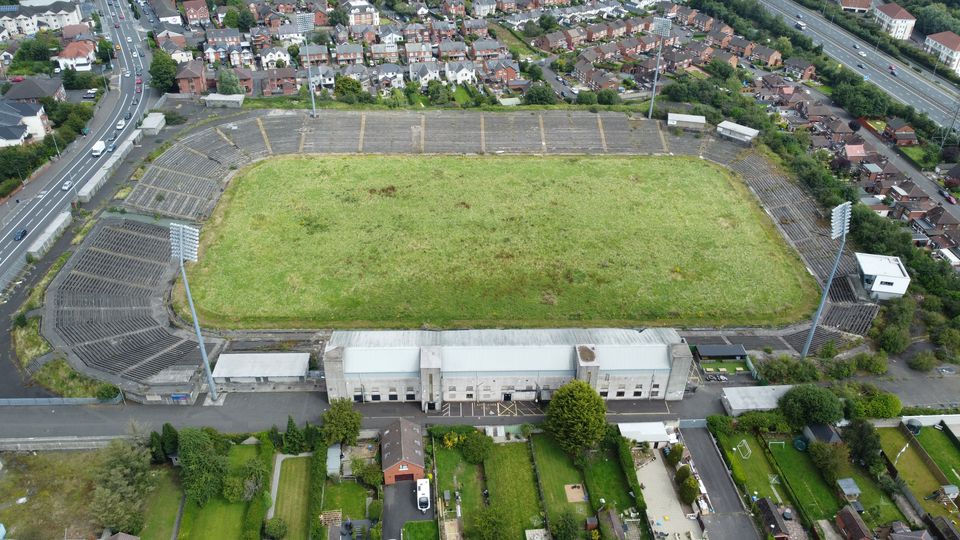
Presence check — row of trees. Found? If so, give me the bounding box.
[757,350,890,384]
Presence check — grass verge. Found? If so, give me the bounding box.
[12,317,51,368]
[32,358,108,397]
[275,457,311,540]
[403,520,440,540]
[184,155,817,329]
[483,443,543,540]
[23,251,70,312]
[141,467,182,540]
[435,446,484,531]
[531,434,590,522]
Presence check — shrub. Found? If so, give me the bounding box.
[908,351,937,372]
[460,430,494,464]
[616,437,647,510]
[264,517,287,539]
[368,499,382,522]
[735,410,790,434]
[706,415,735,437]
[675,464,692,484]
[223,475,244,503]
[853,351,888,375]
[824,357,855,380]
[96,384,119,401]
[678,475,699,504]
[779,384,843,427]
[758,355,821,383]
[808,441,849,484]
[13,313,28,327]
[308,451,326,539]
[665,444,684,467]
[241,490,270,540]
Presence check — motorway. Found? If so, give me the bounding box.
[758,0,960,127]
[0,0,154,292]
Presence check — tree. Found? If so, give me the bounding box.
[321,398,362,446]
[526,63,543,81]
[471,504,508,540]
[460,430,494,464]
[576,90,597,105]
[275,59,287,69]
[675,464,691,484]
[334,75,364,102]
[596,88,620,105]
[545,380,607,456]
[238,9,255,32]
[843,419,884,475]
[550,511,580,540]
[678,475,699,505]
[426,79,451,105]
[265,517,288,539]
[808,441,850,484]
[283,415,305,454]
[178,427,228,506]
[853,351,888,375]
[149,50,178,93]
[268,424,283,447]
[778,384,843,428]
[523,82,556,105]
[538,14,559,32]
[161,422,179,456]
[907,350,937,372]
[223,8,239,28]
[90,439,154,533]
[222,475,245,503]
[287,45,300,63]
[240,457,267,501]
[312,30,331,44]
[329,7,348,26]
[97,38,113,63]
[149,431,166,464]
[665,443,684,467]
[217,68,243,95]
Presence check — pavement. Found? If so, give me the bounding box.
[636,455,704,539]
[758,0,960,128]
[383,480,435,540]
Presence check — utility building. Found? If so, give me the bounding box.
[855,252,911,300]
[322,328,693,411]
[716,120,759,144]
[667,113,707,131]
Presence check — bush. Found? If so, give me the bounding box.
[908,351,937,371]
[460,430,494,464]
[675,464,692,484]
[735,410,790,434]
[706,415,735,437]
[824,357,855,380]
[96,384,120,401]
[240,490,270,540]
[308,451,327,539]
[779,384,843,427]
[223,475,245,503]
[664,444,684,467]
[368,499,382,522]
[808,441,850,484]
[853,351,888,375]
[758,356,821,383]
[616,437,647,510]
[678,475,699,504]
[264,517,287,539]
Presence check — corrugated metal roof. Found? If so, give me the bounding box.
[328,328,681,348]
[721,385,793,412]
[211,353,309,378]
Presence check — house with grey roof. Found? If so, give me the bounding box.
[381,418,425,485]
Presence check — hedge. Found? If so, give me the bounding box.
[616,437,647,511]
[426,424,477,438]
[308,450,327,539]
[241,490,271,540]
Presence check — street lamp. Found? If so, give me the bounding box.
[800,202,851,359]
[647,17,672,120]
[170,223,219,402]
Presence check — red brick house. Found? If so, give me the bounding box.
[784,57,816,80]
[261,67,298,95]
[175,60,206,94]
[381,418,425,485]
[484,58,518,82]
[883,117,918,146]
[234,68,254,95]
[751,45,781,67]
[441,0,465,17]
[836,506,871,540]
[182,0,209,25]
[706,29,732,48]
[727,36,755,57]
[890,180,929,202]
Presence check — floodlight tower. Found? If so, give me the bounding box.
[306,59,318,119]
[170,223,218,402]
[647,17,672,120]
[800,201,852,359]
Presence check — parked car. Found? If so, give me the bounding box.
[939,189,957,204]
[12,228,28,241]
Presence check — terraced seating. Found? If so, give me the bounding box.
[822,303,879,336]
[260,115,305,154]
[783,326,846,354]
[226,121,271,159]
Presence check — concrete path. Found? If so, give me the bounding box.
[267,451,313,519]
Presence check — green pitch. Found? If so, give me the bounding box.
[183,155,817,328]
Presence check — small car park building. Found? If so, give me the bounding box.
[720,385,793,416]
[667,113,706,131]
[140,113,166,135]
[694,343,747,361]
[717,120,759,144]
[854,252,911,300]
[211,352,309,385]
[381,418,426,485]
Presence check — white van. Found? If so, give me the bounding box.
[416,479,430,514]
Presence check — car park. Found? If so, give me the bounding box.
[61,180,73,191]
[13,229,28,242]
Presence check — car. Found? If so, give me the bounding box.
[888,64,895,70]
[796,13,802,17]
[891,70,897,76]
[857,63,865,69]
[940,189,958,204]
[136,69,142,75]
[124,111,132,120]
[135,77,142,84]
[115,22,120,28]
[556,75,563,82]
[136,85,142,93]
[853,43,859,49]
[61,180,73,191]
[124,70,130,77]
[12,229,28,242]
[858,51,866,57]
[132,98,139,105]
[126,36,132,42]
[116,119,126,129]
[119,14,124,18]
[115,44,121,51]
[108,132,117,141]
[107,143,117,152]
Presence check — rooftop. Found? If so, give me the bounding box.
[876,2,915,20]
[328,328,682,348]
[211,353,309,378]
[721,385,793,412]
[855,252,909,279]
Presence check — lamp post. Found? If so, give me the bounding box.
[170,223,218,402]
[306,58,317,118]
[647,17,672,120]
[800,202,852,359]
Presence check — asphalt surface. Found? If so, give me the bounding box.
[383,481,434,540]
[0,0,154,293]
[758,0,960,128]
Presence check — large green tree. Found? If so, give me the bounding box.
[179,427,228,506]
[90,439,155,533]
[545,380,606,456]
[808,441,850,484]
[238,9,255,32]
[97,38,113,64]
[217,67,243,95]
[161,422,179,456]
[149,50,178,93]
[523,82,557,105]
[283,415,305,454]
[842,419,884,475]
[778,384,843,427]
[321,398,362,447]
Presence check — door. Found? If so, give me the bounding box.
[395,474,414,482]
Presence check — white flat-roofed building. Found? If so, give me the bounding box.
[618,421,677,448]
[716,120,759,143]
[721,384,793,416]
[212,352,309,384]
[323,328,694,411]
[855,252,911,300]
[667,113,706,131]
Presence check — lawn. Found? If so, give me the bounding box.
[700,361,748,373]
[767,440,841,520]
[274,457,311,540]
[878,428,951,518]
[403,520,440,540]
[901,145,937,170]
[184,155,817,329]
[32,358,114,397]
[140,467,183,540]
[227,444,258,468]
[11,317,51,367]
[0,451,100,539]
[531,434,591,522]
[492,22,542,57]
[435,446,484,530]
[917,427,960,485]
[835,462,905,527]
[584,449,634,513]
[453,85,471,105]
[716,432,784,502]
[321,480,369,520]
[178,445,259,540]
[484,443,544,539]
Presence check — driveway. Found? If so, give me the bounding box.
[383,480,435,540]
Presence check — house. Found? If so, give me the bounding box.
[497,0,517,12]
[472,0,497,17]
[756,498,789,540]
[586,70,618,91]
[470,39,505,60]
[182,0,210,25]
[564,27,586,48]
[445,60,476,85]
[462,18,489,37]
[483,58,518,82]
[751,45,781,67]
[836,505,871,540]
[586,23,608,42]
[784,57,816,80]
[889,180,928,202]
[405,42,433,63]
[299,44,329,66]
[0,1,83,36]
[404,22,430,43]
[375,63,405,88]
[441,0,466,17]
[0,100,48,146]
[156,29,187,48]
[233,67,254,95]
[889,521,934,540]
[277,23,305,44]
[409,61,442,87]
[925,31,960,75]
[150,0,183,25]
[260,47,291,69]
[342,63,371,87]
[381,418,425,485]
[340,0,380,26]
[692,12,714,32]
[837,0,871,12]
[430,20,458,43]
[370,42,400,63]
[350,24,378,44]
[855,252,911,300]
[917,205,960,235]
[537,31,567,51]
[706,29,732,48]
[4,76,66,104]
[261,67,298,95]
[379,24,404,45]
[727,36,755,57]
[207,27,242,47]
[873,3,915,40]
[712,50,737,69]
[55,40,96,71]
[175,60,207,94]
[439,39,467,61]
[60,23,90,41]
[884,117,918,146]
[334,42,364,65]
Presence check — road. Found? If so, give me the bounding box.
[758,0,960,128]
[0,0,154,293]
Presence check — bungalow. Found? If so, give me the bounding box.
[751,45,781,67]
[441,0,466,17]
[784,57,816,80]
[175,60,207,94]
[182,0,210,25]
[335,42,364,65]
[381,418,426,485]
[299,44,330,66]
[405,42,433,63]
[439,39,468,61]
[462,18,489,37]
[409,61,442,87]
[155,29,187,48]
[370,42,400,63]
[884,117,918,146]
[471,39,505,60]
[472,0,497,17]
[161,40,194,63]
[261,67,298,95]
[445,60,477,85]
[483,58,518,82]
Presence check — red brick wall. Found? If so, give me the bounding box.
[383,461,425,485]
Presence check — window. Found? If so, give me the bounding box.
[466,385,474,391]
[651,391,659,397]
[652,384,660,389]
[406,393,416,400]
[466,393,474,399]
[353,394,362,402]
[600,391,608,397]
[633,390,642,397]
[399,464,408,471]
[389,394,398,401]
[448,385,456,391]
[880,280,895,286]
[406,386,414,392]
[615,390,625,397]
[371,394,381,401]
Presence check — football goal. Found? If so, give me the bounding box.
[735,439,752,460]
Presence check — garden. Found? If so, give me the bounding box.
[877,428,953,518]
[483,442,545,539]
[274,457,312,540]
[916,426,960,485]
[434,444,485,531]
[531,434,591,523]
